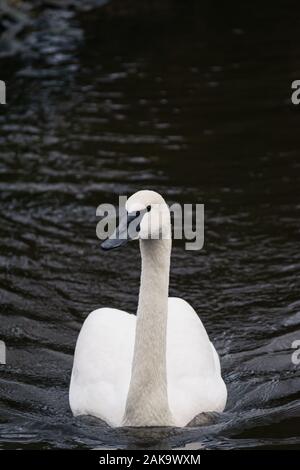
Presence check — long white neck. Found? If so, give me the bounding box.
[123,237,174,426]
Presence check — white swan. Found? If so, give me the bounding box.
[69,190,227,427]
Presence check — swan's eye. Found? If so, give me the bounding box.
[146,205,151,212]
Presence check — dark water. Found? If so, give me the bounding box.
[0,0,300,449]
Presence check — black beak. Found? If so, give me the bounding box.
[101,236,128,251]
[101,210,146,251]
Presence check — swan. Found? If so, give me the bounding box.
[69,190,227,427]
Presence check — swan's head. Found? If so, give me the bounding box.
[101,190,171,250]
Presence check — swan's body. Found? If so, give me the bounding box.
[70,190,227,427]
[70,298,226,427]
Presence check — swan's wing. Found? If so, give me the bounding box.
[167,297,227,427]
[69,308,135,427]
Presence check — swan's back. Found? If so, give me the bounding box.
[167,298,227,426]
[69,308,135,427]
[70,298,226,427]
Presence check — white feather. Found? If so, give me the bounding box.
[70,297,227,427]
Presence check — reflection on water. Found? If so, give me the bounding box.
[0,0,300,449]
